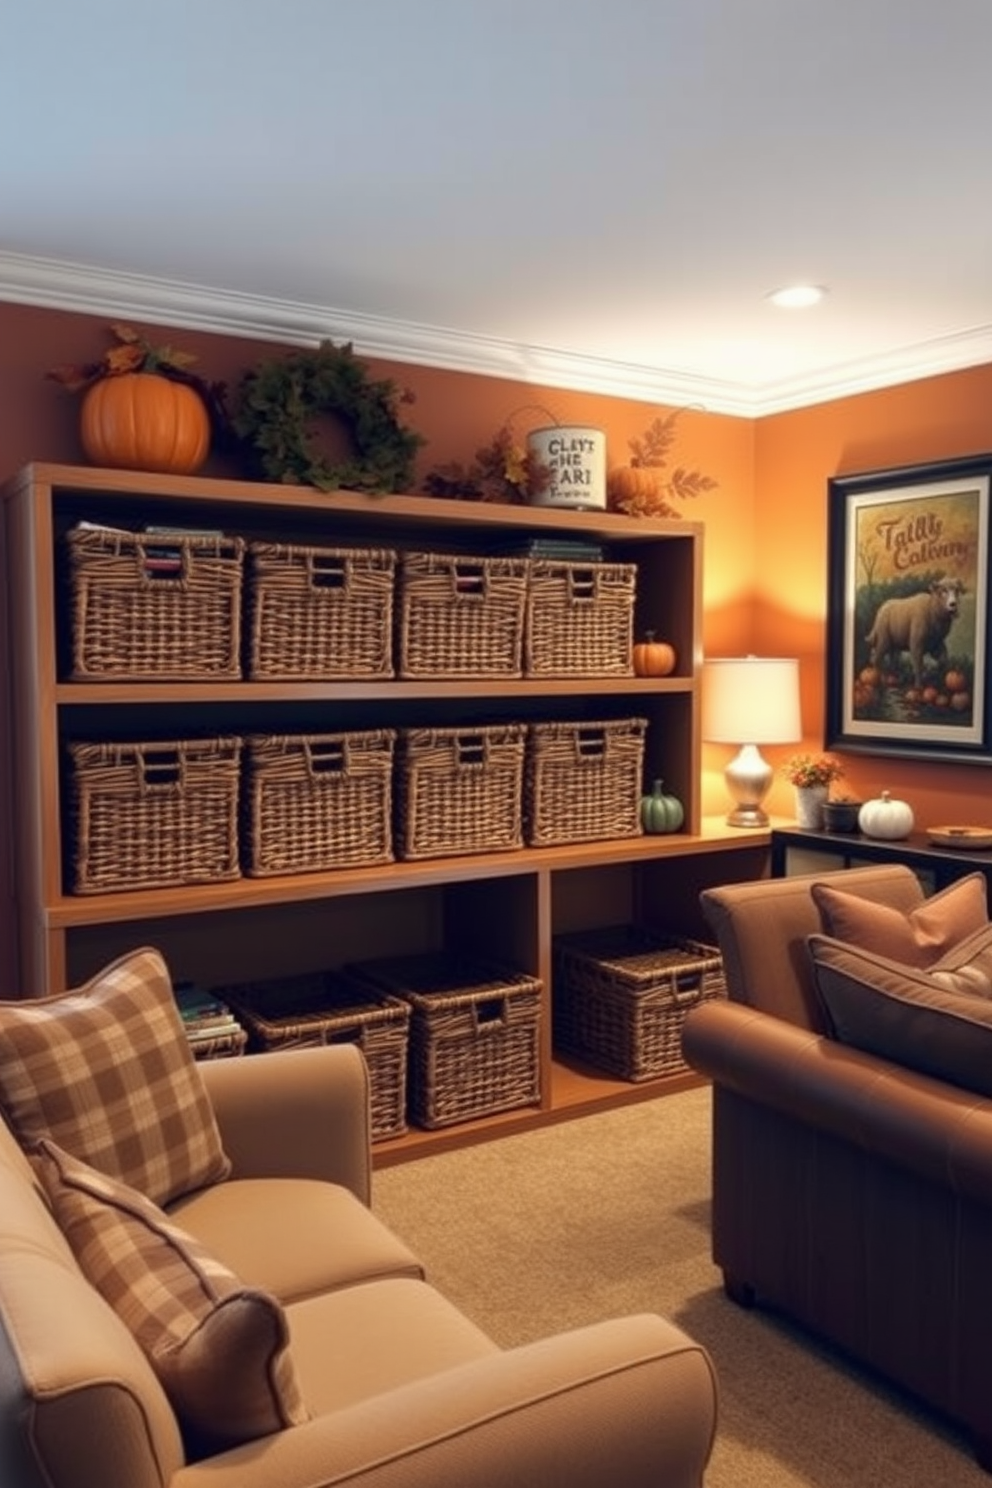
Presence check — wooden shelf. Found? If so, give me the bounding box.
[2,462,769,1162]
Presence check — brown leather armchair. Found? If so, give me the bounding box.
[682,863,992,1472]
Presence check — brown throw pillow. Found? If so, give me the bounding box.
[0,947,230,1207]
[808,932,992,1095]
[810,872,988,968]
[33,1139,309,1456]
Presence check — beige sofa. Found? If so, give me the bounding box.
[1,1037,718,1488]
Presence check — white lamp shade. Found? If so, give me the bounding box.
[702,657,801,745]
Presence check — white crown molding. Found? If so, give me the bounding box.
[3,249,992,419]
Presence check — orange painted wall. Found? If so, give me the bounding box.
[3,299,990,845]
[754,364,992,825]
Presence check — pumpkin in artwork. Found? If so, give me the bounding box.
[632,630,677,677]
[79,372,211,475]
[640,779,685,834]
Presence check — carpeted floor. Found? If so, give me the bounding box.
[373,1085,986,1487]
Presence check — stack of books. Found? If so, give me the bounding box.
[174,982,247,1058]
[489,535,606,562]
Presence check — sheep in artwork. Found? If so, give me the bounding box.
[865,577,965,688]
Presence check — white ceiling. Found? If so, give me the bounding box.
[4,0,992,417]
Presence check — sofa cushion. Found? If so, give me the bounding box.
[32,1138,309,1456]
[810,871,988,968]
[808,932,992,1095]
[0,947,230,1207]
[929,922,992,999]
[169,1174,424,1303]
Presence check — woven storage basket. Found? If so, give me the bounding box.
[244,729,395,876]
[219,971,410,1140]
[553,926,725,1081]
[188,1027,248,1061]
[247,541,395,679]
[66,526,245,680]
[398,551,528,678]
[525,716,647,846]
[351,952,541,1129]
[69,737,241,894]
[397,723,525,860]
[525,560,636,677]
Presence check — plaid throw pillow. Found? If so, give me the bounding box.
[33,1139,309,1456]
[0,947,230,1207]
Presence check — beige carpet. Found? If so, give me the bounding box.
[373,1085,986,1487]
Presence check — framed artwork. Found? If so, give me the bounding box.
[826,454,992,764]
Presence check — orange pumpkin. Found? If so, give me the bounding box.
[80,372,210,475]
[632,630,676,677]
[607,464,661,510]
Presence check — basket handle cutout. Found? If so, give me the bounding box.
[308,555,347,590]
[452,561,486,599]
[574,727,606,760]
[307,741,345,776]
[455,733,487,767]
[567,566,597,602]
[139,748,182,789]
[672,973,705,1004]
[473,997,509,1031]
[139,543,191,585]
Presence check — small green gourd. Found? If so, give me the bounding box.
[640,779,684,834]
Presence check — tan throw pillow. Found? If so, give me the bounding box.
[808,933,992,1096]
[810,872,988,968]
[33,1139,308,1456]
[929,922,992,999]
[0,947,230,1207]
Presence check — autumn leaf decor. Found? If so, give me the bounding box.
[424,423,553,505]
[46,323,220,475]
[607,410,718,518]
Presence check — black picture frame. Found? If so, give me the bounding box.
[826,454,992,765]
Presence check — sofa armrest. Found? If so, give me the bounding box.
[198,1044,372,1205]
[171,1313,716,1488]
[683,998,992,1206]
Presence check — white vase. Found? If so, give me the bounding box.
[794,784,829,830]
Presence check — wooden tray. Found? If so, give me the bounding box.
[926,825,992,850]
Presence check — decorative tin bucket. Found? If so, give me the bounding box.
[526,425,606,511]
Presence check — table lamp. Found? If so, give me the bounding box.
[702,656,801,826]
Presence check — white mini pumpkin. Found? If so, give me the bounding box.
[858,791,915,840]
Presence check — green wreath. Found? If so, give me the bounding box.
[231,339,425,493]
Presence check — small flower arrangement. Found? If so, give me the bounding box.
[782,753,845,789]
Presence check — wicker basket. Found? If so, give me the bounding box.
[247,541,395,679]
[218,970,410,1140]
[188,1027,248,1061]
[525,717,647,846]
[66,526,245,680]
[351,952,541,1129]
[525,560,636,677]
[396,723,526,860]
[68,737,242,894]
[398,551,528,678]
[553,926,725,1081]
[244,730,395,877]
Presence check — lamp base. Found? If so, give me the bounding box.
[723,743,773,829]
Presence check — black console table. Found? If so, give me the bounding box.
[771,825,992,896]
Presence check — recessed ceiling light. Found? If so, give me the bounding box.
[766,284,828,309]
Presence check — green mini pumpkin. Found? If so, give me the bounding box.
[640,779,684,834]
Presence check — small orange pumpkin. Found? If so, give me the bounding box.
[632,630,677,677]
[607,464,661,508]
[80,372,211,475]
